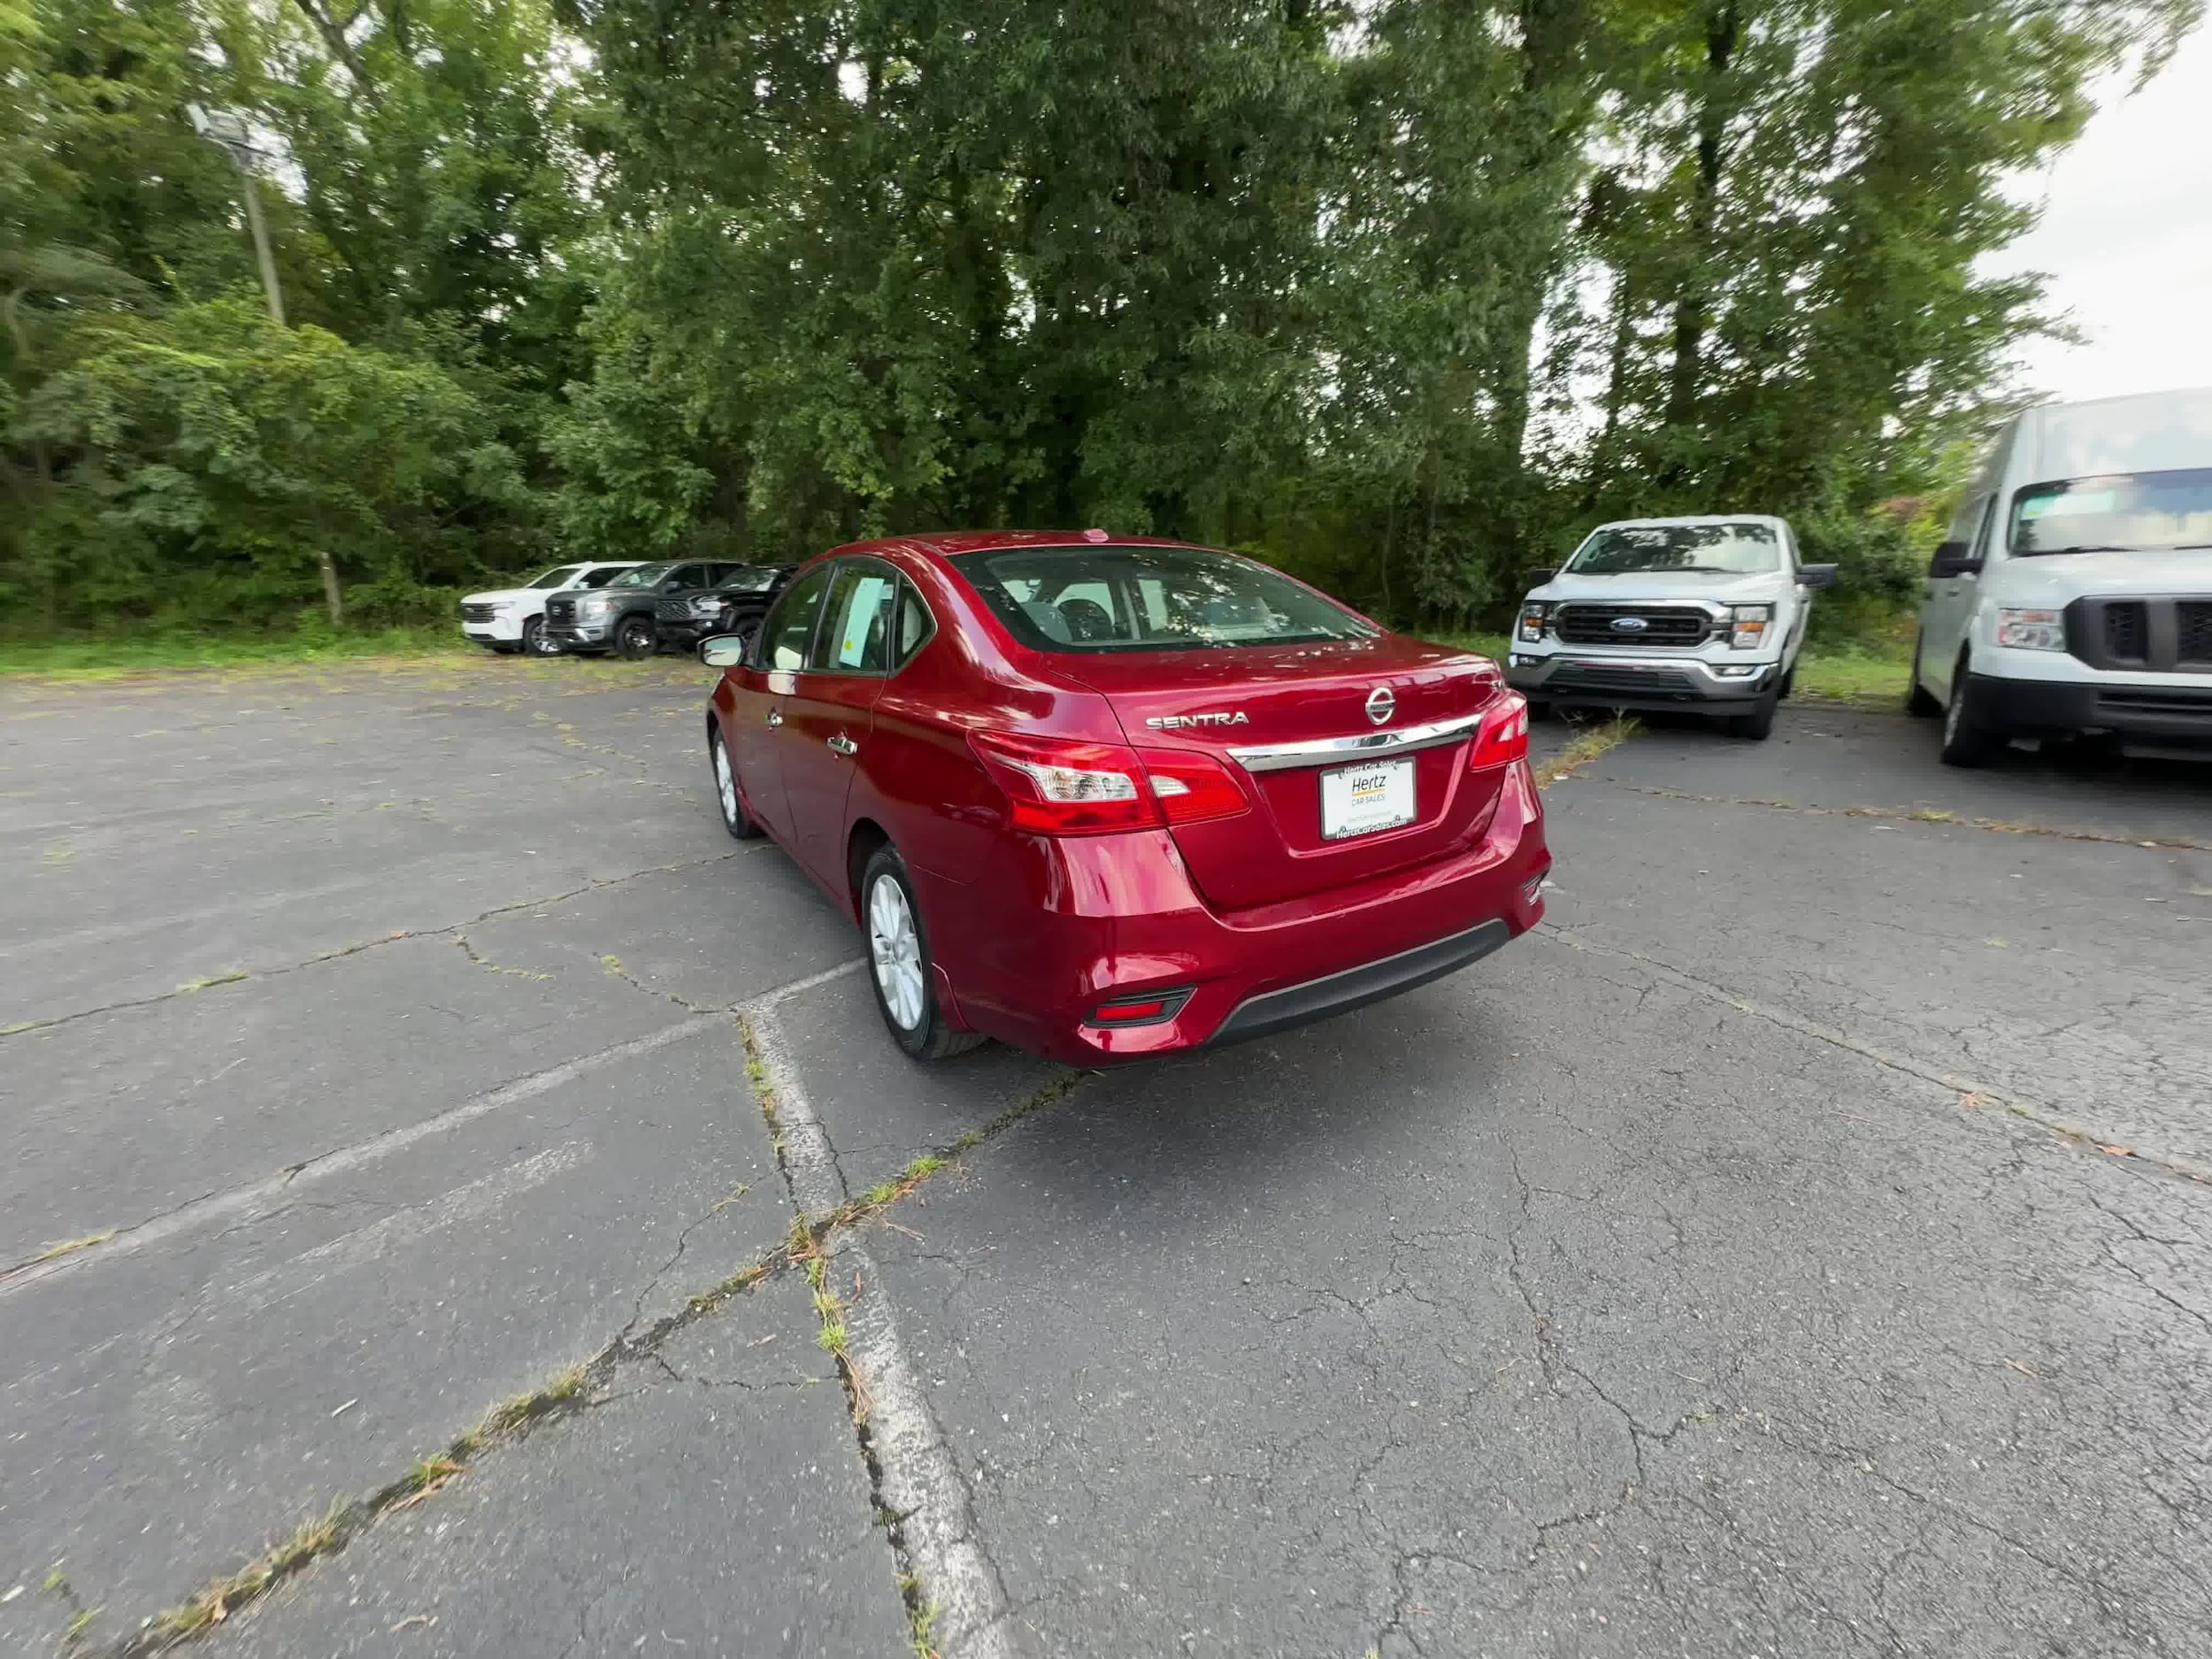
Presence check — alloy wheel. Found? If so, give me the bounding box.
[713,739,739,828]
[868,873,926,1033]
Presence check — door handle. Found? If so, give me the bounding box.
[765,710,783,728]
[826,733,858,757]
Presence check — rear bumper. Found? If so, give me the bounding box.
[1506,651,1778,711]
[920,759,1548,1064]
[1967,672,2212,748]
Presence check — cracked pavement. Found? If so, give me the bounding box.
[2,665,2208,1657]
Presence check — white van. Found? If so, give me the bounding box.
[1506,514,1834,740]
[1912,388,2212,764]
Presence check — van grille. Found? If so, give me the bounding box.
[1553,605,1714,648]
[2180,602,2212,666]
[2103,603,2147,663]
[2066,595,2212,672]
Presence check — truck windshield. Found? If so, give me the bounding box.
[950,545,1376,653]
[1565,522,1780,574]
[2010,469,2212,556]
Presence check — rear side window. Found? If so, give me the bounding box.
[812,564,897,673]
[895,580,933,666]
[949,544,1374,654]
[758,565,832,670]
[578,565,629,588]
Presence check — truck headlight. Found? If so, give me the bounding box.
[1728,603,1772,650]
[1995,608,2066,651]
[1517,602,1551,643]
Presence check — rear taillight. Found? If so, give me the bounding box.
[971,732,1252,835]
[1469,692,1530,770]
[1136,748,1250,826]
[970,730,1159,834]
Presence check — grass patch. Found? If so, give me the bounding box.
[1,626,473,680]
[1793,641,1912,705]
[1422,629,1511,661]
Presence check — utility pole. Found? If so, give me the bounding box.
[188,105,287,326]
[188,105,346,628]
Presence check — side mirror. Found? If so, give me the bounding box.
[1796,563,1838,588]
[1927,541,1982,579]
[701,634,750,668]
[1523,567,1557,590]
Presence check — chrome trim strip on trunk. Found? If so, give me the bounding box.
[1225,710,1486,772]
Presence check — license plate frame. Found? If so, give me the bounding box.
[1319,757,1417,841]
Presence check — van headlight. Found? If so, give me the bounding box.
[1727,603,1772,650]
[1517,602,1552,643]
[1995,608,2066,651]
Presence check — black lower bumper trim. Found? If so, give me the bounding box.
[1967,672,2212,744]
[1210,918,1512,1046]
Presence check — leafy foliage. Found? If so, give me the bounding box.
[2,0,2201,641]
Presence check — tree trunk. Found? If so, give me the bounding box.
[1665,4,1737,434]
[317,547,345,627]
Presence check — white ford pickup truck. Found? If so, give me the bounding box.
[1505,514,1835,740]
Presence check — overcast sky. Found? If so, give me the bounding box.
[1981,22,2212,403]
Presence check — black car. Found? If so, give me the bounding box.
[541,560,753,658]
[654,565,797,657]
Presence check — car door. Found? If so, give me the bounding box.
[1922,493,1996,699]
[726,563,833,846]
[778,559,900,893]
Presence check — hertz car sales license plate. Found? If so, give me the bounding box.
[1319,757,1416,841]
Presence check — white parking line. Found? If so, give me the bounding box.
[749,995,1018,1659]
[2,961,864,1294]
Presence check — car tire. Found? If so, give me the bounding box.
[709,726,763,841]
[1725,688,1780,741]
[1938,656,2000,767]
[1905,630,1941,717]
[615,615,657,660]
[522,616,558,657]
[859,844,986,1061]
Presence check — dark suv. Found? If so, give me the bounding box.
[654,565,797,657]
[542,560,751,658]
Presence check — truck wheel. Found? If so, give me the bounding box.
[1725,689,1779,741]
[615,615,657,660]
[521,616,556,657]
[1905,630,1941,717]
[1938,656,2000,767]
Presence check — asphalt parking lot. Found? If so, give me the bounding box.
[4,659,2210,1659]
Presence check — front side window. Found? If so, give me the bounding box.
[757,565,833,670]
[526,565,584,589]
[949,545,1374,654]
[2009,469,2212,556]
[810,564,898,673]
[1565,522,1781,576]
[660,564,707,590]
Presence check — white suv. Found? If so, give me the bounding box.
[1911,387,2212,765]
[457,562,641,657]
[1505,515,1835,740]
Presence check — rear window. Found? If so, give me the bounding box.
[949,545,1375,654]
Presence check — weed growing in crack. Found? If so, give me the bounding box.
[29,1230,113,1264]
[1532,716,1638,787]
[173,970,249,995]
[152,1502,349,1640]
[897,1574,943,1659]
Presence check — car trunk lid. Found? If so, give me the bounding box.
[1065,636,1509,910]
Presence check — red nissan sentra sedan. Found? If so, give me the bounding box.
[703,532,1548,1064]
